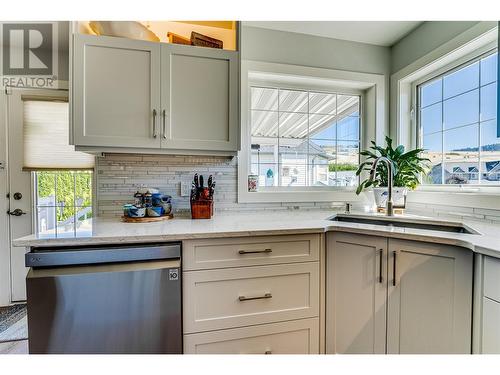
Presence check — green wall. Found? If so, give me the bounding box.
[241,25,391,76]
[390,21,480,74]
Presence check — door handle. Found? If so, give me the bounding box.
[392,251,397,286]
[152,109,158,138]
[162,110,167,139]
[379,249,383,283]
[7,209,27,216]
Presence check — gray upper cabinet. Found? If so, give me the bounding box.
[72,34,239,154]
[386,239,473,354]
[160,44,239,151]
[72,34,161,149]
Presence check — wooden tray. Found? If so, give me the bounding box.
[121,214,174,223]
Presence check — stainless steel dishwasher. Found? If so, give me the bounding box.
[25,242,182,354]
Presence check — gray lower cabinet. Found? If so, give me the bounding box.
[475,255,500,353]
[326,232,473,354]
[482,297,500,353]
[386,238,473,354]
[326,232,387,354]
[72,34,239,153]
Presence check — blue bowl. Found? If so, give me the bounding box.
[152,193,163,206]
[147,206,163,217]
[128,206,146,218]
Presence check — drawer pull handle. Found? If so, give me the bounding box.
[238,249,272,255]
[264,350,272,354]
[238,292,272,302]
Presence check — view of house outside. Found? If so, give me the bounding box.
[420,51,499,185]
[250,86,360,187]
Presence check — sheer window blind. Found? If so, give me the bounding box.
[23,99,95,170]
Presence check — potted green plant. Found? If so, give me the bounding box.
[355,136,430,208]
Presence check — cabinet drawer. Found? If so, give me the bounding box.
[484,256,500,302]
[183,234,320,270]
[183,262,320,333]
[184,318,319,354]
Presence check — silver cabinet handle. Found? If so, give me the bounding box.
[162,110,167,139]
[238,249,272,255]
[392,251,397,286]
[379,249,383,283]
[238,292,272,302]
[152,109,158,138]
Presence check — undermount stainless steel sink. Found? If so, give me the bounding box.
[330,214,479,235]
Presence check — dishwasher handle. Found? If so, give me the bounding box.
[26,243,181,268]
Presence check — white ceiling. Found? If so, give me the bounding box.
[243,21,424,47]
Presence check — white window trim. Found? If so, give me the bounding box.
[238,60,386,203]
[391,22,500,211]
[411,47,498,190]
[391,22,498,150]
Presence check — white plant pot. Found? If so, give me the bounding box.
[373,187,408,208]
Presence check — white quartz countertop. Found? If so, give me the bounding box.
[12,210,500,258]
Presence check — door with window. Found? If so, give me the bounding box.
[3,89,94,303]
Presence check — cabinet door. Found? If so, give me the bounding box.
[326,232,388,354]
[387,239,473,354]
[160,44,238,151]
[72,34,161,148]
[482,297,500,354]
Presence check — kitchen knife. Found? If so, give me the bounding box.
[194,173,199,189]
[199,175,204,189]
[208,175,213,188]
[210,181,216,198]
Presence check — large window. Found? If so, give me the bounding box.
[418,51,498,185]
[250,86,361,188]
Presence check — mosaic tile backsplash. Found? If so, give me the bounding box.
[96,153,500,223]
[96,153,349,217]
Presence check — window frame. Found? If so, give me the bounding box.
[410,45,498,190]
[248,83,363,190]
[238,60,387,203]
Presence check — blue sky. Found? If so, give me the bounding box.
[421,52,498,153]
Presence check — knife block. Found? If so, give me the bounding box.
[190,198,213,219]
